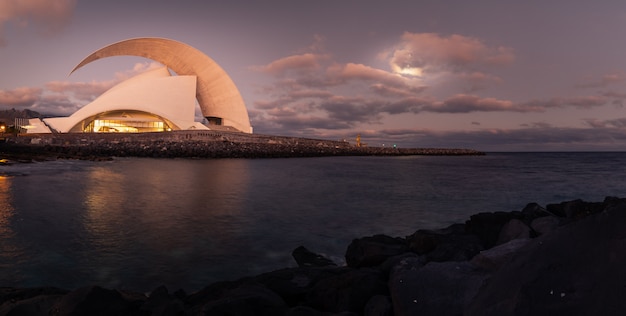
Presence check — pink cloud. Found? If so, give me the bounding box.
[0,87,42,107]
[252,53,329,76]
[385,32,515,75]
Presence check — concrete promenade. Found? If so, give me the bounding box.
[0,130,484,160]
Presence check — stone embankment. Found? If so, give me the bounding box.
[2,197,626,315]
[0,131,483,161]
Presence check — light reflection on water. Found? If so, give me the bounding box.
[1,153,626,292]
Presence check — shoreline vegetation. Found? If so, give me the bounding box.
[0,197,624,315]
[0,130,484,162]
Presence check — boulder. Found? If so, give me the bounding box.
[407,224,484,262]
[0,294,64,316]
[389,260,489,316]
[545,199,603,219]
[520,202,549,221]
[496,218,530,245]
[363,295,393,316]
[345,234,409,268]
[470,238,531,271]
[466,205,626,315]
[140,285,186,316]
[465,211,523,248]
[306,268,388,313]
[530,215,560,236]
[199,283,287,316]
[292,246,337,267]
[51,285,145,316]
[254,267,351,306]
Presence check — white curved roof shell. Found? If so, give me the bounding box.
[71,37,252,133]
[44,67,208,133]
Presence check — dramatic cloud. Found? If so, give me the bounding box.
[384,32,515,76]
[0,0,77,46]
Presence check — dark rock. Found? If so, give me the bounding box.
[470,238,531,271]
[286,305,326,316]
[389,261,489,316]
[254,267,351,306]
[199,283,287,316]
[520,202,550,220]
[140,285,185,316]
[378,253,421,274]
[0,294,64,316]
[306,268,388,314]
[496,218,530,245]
[0,287,68,305]
[407,224,484,262]
[546,199,604,219]
[530,215,560,236]
[52,285,145,316]
[466,204,626,315]
[465,211,523,249]
[345,234,409,268]
[292,246,337,267]
[363,295,393,316]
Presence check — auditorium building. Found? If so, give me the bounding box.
[23,38,252,134]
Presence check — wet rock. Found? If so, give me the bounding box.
[292,246,337,267]
[52,285,145,316]
[407,224,484,262]
[345,234,409,268]
[496,218,530,245]
[306,268,388,314]
[389,261,488,316]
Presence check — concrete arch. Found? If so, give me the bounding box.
[70,37,252,133]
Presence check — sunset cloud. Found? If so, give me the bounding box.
[0,87,42,107]
[0,0,76,46]
[385,32,515,76]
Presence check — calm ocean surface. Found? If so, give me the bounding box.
[0,152,625,292]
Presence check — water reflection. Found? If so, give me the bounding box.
[0,176,20,268]
[82,158,251,289]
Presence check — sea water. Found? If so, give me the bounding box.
[0,152,625,292]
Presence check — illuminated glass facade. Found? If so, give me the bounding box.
[78,111,172,133]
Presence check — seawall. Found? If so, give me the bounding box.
[0,130,484,160]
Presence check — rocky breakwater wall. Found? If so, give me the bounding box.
[3,197,626,315]
[0,131,484,159]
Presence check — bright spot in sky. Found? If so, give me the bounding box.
[399,66,423,77]
[391,64,423,77]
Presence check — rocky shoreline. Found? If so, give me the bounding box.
[0,131,484,161]
[2,197,626,315]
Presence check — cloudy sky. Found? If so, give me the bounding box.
[2,0,626,151]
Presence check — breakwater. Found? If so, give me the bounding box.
[0,131,484,160]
